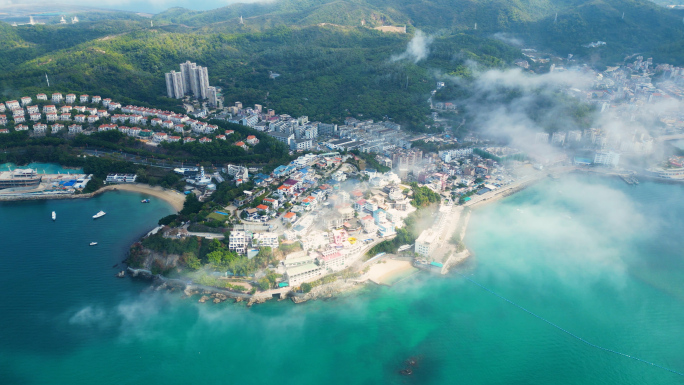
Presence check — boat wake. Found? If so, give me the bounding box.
[455,272,684,377]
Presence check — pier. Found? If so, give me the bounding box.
[620,173,639,185]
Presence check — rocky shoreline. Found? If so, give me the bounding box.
[126,266,368,306]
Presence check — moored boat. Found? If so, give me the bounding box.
[52,211,56,221]
[141,199,150,203]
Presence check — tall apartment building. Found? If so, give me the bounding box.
[197,66,209,99]
[179,61,196,96]
[207,86,220,107]
[165,71,184,99]
[169,61,214,101]
[535,132,549,144]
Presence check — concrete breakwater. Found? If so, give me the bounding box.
[0,191,94,202]
[0,183,184,212]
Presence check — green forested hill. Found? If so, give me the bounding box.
[0,23,518,129]
[0,0,683,131]
[155,0,684,62]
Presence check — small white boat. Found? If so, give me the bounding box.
[93,211,106,219]
[52,211,56,221]
[89,242,98,246]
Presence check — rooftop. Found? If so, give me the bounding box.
[286,263,321,276]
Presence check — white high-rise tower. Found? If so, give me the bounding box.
[165,71,184,99]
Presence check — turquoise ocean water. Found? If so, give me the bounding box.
[0,162,84,174]
[1,174,684,384]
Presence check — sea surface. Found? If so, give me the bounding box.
[672,139,684,151]
[1,174,684,384]
[0,162,84,174]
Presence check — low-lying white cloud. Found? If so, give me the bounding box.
[469,175,653,290]
[391,30,434,64]
[492,32,523,47]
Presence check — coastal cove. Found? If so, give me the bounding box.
[2,175,684,384]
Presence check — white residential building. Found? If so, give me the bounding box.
[285,263,324,286]
[535,132,549,144]
[594,150,620,167]
[105,174,137,183]
[33,123,47,134]
[252,232,279,249]
[165,70,185,99]
[316,249,351,271]
[415,229,439,257]
[229,231,247,254]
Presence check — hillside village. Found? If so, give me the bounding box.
[5,52,684,293]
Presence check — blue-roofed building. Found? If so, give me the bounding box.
[272,165,289,178]
[273,165,296,178]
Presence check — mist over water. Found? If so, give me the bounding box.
[1,175,684,384]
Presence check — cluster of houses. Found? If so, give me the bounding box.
[0,93,264,151]
[215,101,412,154]
[213,151,417,287]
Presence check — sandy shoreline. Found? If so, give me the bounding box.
[96,184,185,212]
[0,183,185,212]
[365,259,417,285]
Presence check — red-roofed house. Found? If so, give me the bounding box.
[282,212,297,223]
[152,132,168,142]
[277,185,294,195]
[246,135,259,145]
[350,190,363,199]
[234,141,247,150]
[263,197,279,209]
[256,204,270,213]
[33,123,47,134]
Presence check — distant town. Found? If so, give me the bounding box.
[2,53,684,295]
